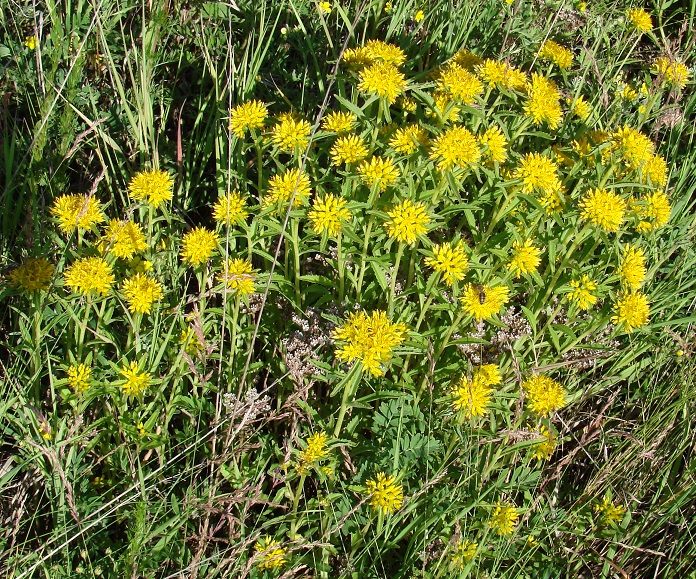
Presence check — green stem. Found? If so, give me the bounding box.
[356,215,375,301]
[76,296,93,361]
[333,364,362,438]
[292,217,302,308]
[289,472,307,539]
[255,139,264,203]
[337,234,345,304]
[388,243,404,317]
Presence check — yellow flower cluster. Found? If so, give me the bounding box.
[365,472,403,515]
[580,188,626,232]
[128,169,174,208]
[451,539,477,568]
[626,8,652,32]
[180,227,219,266]
[358,156,400,190]
[229,100,267,137]
[322,111,356,133]
[296,432,330,474]
[479,125,508,163]
[120,360,151,396]
[212,192,248,225]
[436,62,483,104]
[452,364,502,418]
[568,274,598,310]
[429,125,481,171]
[523,374,566,416]
[330,134,368,165]
[254,537,287,570]
[64,257,115,297]
[271,113,311,151]
[524,74,563,129]
[51,194,105,234]
[217,258,256,296]
[333,310,407,377]
[612,292,650,332]
[265,168,312,209]
[9,258,54,293]
[652,57,690,89]
[384,200,430,244]
[389,125,428,154]
[594,497,627,525]
[619,246,646,291]
[308,194,351,236]
[538,40,574,69]
[122,273,164,314]
[460,283,509,321]
[358,61,406,103]
[508,240,542,278]
[67,363,91,392]
[489,501,519,536]
[102,220,147,259]
[425,242,468,286]
[532,425,557,461]
[475,59,526,89]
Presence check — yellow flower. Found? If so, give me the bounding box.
[384,200,430,244]
[652,57,690,89]
[619,246,646,291]
[8,258,54,293]
[333,310,407,377]
[460,283,509,321]
[611,126,654,169]
[254,537,287,570]
[318,1,332,14]
[180,227,219,266]
[24,35,38,50]
[532,425,556,461]
[414,9,425,22]
[479,125,508,163]
[437,62,483,104]
[122,273,164,314]
[212,191,248,225]
[51,194,105,234]
[612,292,650,332]
[180,327,204,357]
[642,154,668,187]
[271,112,311,152]
[330,134,368,165]
[119,360,151,396]
[128,169,174,208]
[523,374,566,416]
[308,194,351,236]
[514,153,561,195]
[451,539,477,568]
[389,125,428,154]
[358,61,406,103]
[297,432,330,471]
[451,49,482,71]
[524,74,563,129]
[508,239,542,278]
[568,274,598,310]
[429,125,481,171]
[358,156,400,190]
[322,111,356,133]
[218,258,256,296]
[569,95,591,121]
[265,168,312,210]
[576,1,587,11]
[67,363,91,392]
[365,472,403,515]
[594,497,627,525]
[635,190,671,232]
[452,366,500,418]
[363,40,406,66]
[39,421,52,440]
[425,243,468,285]
[229,100,267,137]
[489,501,519,536]
[626,8,652,32]
[64,257,115,297]
[475,59,526,89]
[102,219,148,259]
[429,91,461,123]
[579,188,627,231]
[538,40,574,69]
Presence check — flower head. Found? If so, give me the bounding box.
[333,310,407,377]
[523,374,566,416]
[24,35,38,50]
[538,40,574,69]
[479,125,508,163]
[180,227,219,266]
[297,432,330,472]
[128,169,174,208]
[68,363,91,392]
[271,113,311,152]
[437,62,483,104]
[122,273,163,314]
[619,246,646,291]
[476,59,526,89]
[594,497,627,525]
[489,501,519,536]
[460,283,509,321]
[611,126,655,168]
[308,194,351,236]
[120,360,151,396]
[612,292,650,332]
[318,1,332,14]
[580,188,626,231]
[652,57,690,89]
[212,191,248,225]
[102,220,147,259]
[508,240,542,278]
[254,537,287,570]
[64,257,115,297]
[9,258,54,293]
[229,100,267,137]
[642,154,668,187]
[524,74,563,129]
[626,8,652,32]
[568,274,598,310]
[358,156,400,190]
[389,125,428,154]
[532,425,556,461]
[570,95,591,121]
[265,168,312,210]
[453,365,501,417]
[322,111,356,133]
[363,40,406,66]
[51,194,105,234]
[218,258,256,296]
[429,125,481,171]
[515,153,561,194]
[384,200,430,244]
[358,61,406,103]
[365,472,403,515]
[451,539,477,569]
[425,242,468,285]
[636,190,670,232]
[330,134,368,165]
